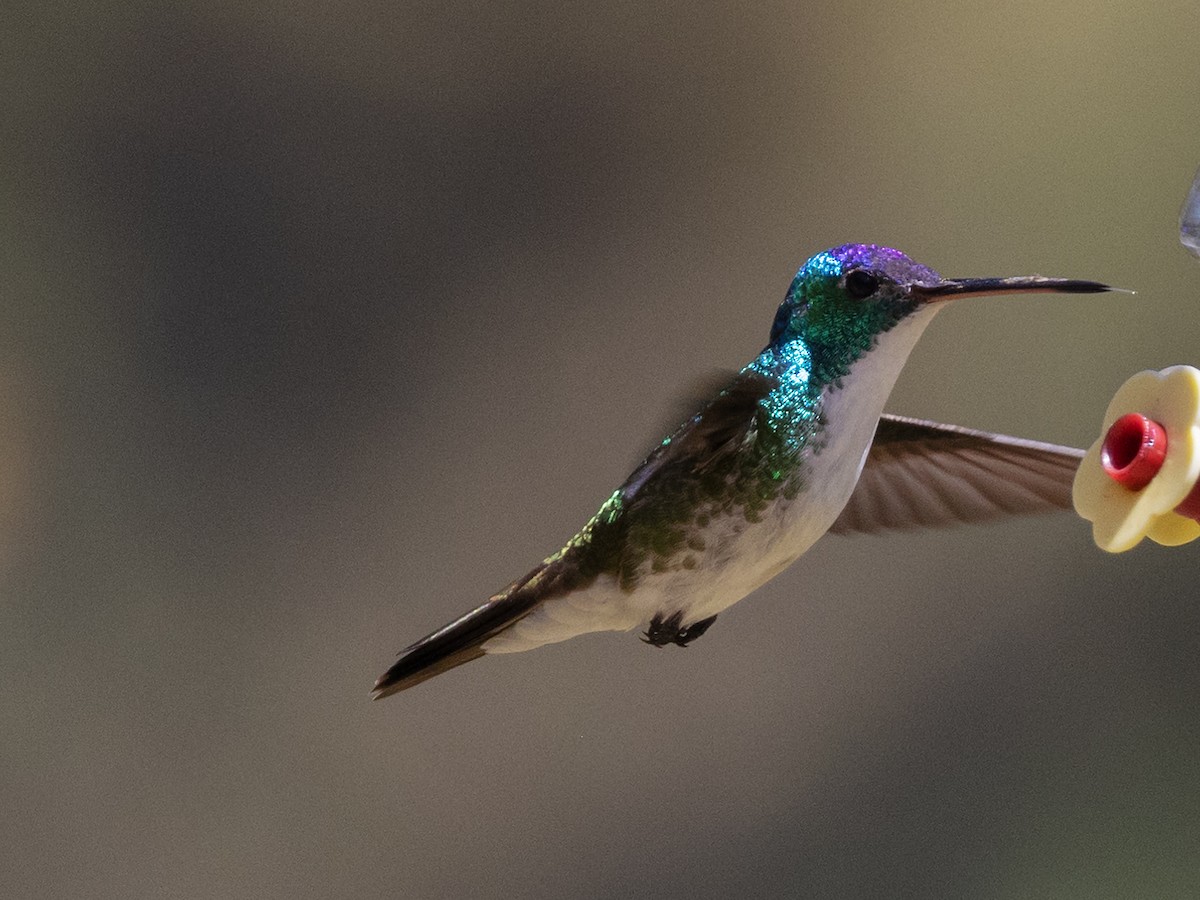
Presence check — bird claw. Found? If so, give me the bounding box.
[642,611,718,647]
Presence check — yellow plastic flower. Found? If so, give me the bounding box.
[1073,366,1200,552]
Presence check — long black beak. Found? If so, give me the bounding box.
[911,276,1117,303]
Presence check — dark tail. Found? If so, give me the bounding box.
[370,591,537,698]
[371,558,574,699]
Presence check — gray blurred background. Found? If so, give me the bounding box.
[4,2,1200,897]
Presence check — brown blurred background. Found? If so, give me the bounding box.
[4,2,1200,897]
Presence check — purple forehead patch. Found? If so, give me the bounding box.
[805,243,942,285]
[831,243,910,268]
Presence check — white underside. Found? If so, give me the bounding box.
[485,307,940,654]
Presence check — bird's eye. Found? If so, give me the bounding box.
[844,270,880,300]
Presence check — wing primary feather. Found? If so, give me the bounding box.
[828,415,1085,536]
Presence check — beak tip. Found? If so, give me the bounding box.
[1054,279,1119,295]
[916,276,1123,301]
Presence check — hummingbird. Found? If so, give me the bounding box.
[373,243,1113,698]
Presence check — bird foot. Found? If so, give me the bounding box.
[641,611,718,647]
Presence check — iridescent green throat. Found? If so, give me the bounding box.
[772,250,912,387]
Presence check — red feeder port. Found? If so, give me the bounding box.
[1101,413,1167,491]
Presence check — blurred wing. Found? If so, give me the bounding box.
[619,368,778,506]
[828,414,1084,536]
[627,368,749,467]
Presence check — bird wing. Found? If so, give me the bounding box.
[372,369,779,698]
[619,368,778,505]
[828,414,1084,536]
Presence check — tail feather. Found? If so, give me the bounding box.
[371,591,538,698]
[372,558,575,698]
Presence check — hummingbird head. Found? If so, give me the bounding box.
[769,244,938,350]
[769,243,1112,382]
